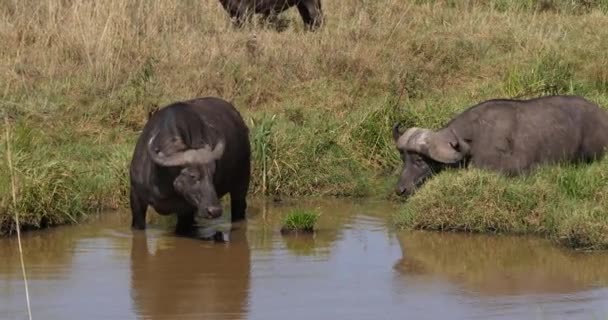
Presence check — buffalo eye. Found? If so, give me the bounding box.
[413,156,426,166]
[185,171,200,182]
[398,149,405,158]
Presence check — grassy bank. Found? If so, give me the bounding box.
[1,0,608,242]
[395,160,608,250]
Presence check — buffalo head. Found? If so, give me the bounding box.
[147,132,226,222]
[392,122,470,197]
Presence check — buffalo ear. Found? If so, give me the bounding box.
[449,129,470,155]
[392,122,406,142]
[426,129,469,164]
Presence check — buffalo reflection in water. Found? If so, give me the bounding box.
[394,231,608,296]
[129,223,251,320]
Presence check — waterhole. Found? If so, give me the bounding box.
[1,198,608,319]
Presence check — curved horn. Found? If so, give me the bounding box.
[396,127,432,152]
[393,122,408,142]
[426,129,469,164]
[397,128,469,164]
[147,133,225,167]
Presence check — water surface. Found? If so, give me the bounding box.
[2,198,608,319]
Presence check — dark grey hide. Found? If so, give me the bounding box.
[129,97,251,233]
[218,0,324,30]
[393,95,608,197]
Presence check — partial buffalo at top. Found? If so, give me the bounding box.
[129,97,251,234]
[392,95,608,197]
[218,0,324,31]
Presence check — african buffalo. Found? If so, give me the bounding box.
[218,0,324,30]
[129,97,251,232]
[392,95,608,197]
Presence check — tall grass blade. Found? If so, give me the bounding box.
[4,116,33,320]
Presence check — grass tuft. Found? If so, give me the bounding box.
[280,208,320,234]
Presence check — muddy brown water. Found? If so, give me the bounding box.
[2,198,608,320]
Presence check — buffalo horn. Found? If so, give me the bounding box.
[147,133,225,167]
[393,122,404,142]
[396,127,431,153]
[398,128,468,164]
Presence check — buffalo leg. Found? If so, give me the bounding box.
[261,11,279,27]
[230,194,247,222]
[219,0,248,28]
[233,12,247,28]
[223,6,245,28]
[130,189,147,230]
[175,212,195,235]
[230,180,249,222]
[296,0,324,31]
[264,11,290,32]
[231,6,254,28]
[230,192,247,222]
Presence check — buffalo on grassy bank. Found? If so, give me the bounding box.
[218,0,324,31]
[393,95,608,197]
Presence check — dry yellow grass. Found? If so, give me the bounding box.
[3,0,606,117]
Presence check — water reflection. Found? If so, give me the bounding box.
[282,234,320,256]
[395,231,608,296]
[129,223,251,320]
[1,199,608,320]
[0,212,132,282]
[245,197,388,258]
[0,228,77,281]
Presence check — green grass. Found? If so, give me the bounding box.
[281,209,320,234]
[1,0,608,249]
[394,159,608,250]
[0,120,131,235]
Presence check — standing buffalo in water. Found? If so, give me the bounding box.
[393,95,608,197]
[129,97,251,232]
[218,0,324,30]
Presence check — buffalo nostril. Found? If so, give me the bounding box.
[395,186,408,196]
[207,206,223,218]
[173,180,183,190]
